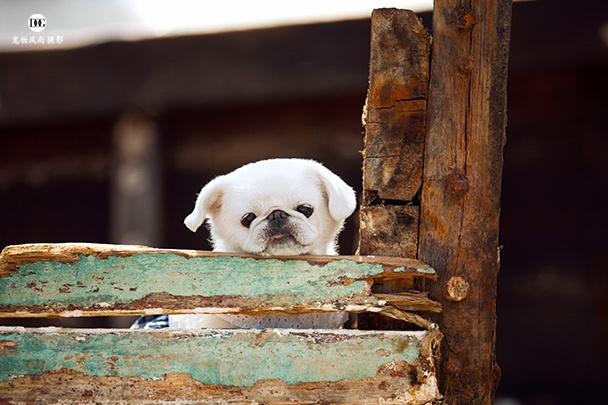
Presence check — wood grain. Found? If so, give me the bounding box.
[361,9,431,205]
[419,0,512,402]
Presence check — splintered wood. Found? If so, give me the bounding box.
[361,9,430,205]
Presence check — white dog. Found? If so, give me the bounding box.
[170,158,357,329]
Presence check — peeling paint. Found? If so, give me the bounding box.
[0,254,382,313]
[0,328,430,388]
[0,247,435,317]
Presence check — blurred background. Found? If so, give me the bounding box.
[1,0,607,403]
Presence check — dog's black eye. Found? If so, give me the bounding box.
[296,204,314,218]
[241,213,256,228]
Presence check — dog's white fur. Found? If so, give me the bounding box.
[170,158,356,329]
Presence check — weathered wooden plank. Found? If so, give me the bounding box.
[0,243,436,318]
[361,8,431,204]
[419,0,511,402]
[0,327,441,404]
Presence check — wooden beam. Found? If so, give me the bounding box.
[0,20,370,126]
[357,9,432,331]
[0,243,437,321]
[110,112,162,246]
[358,8,430,260]
[419,0,511,402]
[0,327,442,404]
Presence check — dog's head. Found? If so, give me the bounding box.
[184,159,356,256]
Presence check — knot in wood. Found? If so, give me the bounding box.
[446,276,469,302]
[445,357,462,374]
[451,6,476,30]
[445,172,469,197]
[458,55,474,74]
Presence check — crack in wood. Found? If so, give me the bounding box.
[372,98,428,112]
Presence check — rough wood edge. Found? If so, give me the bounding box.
[0,243,436,279]
[360,8,431,204]
[375,291,442,313]
[0,370,442,405]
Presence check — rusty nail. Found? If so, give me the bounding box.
[451,6,475,30]
[446,276,469,301]
[445,171,469,197]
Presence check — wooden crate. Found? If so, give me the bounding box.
[0,243,442,404]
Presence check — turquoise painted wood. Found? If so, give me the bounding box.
[0,243,436,317]
[0,327,441,404]
[0,327,428,387]
[0,244,442,403]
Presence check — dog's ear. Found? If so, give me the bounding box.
[184,177,224,232]
[315,165,357,222]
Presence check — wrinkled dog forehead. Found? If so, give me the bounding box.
[230,161,314,184]
[224,172,324,210]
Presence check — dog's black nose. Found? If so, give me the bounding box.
[267,209,288,228]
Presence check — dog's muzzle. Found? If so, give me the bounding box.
[267,209,288,229]
[266,210,295,241]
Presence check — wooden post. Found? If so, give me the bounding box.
[358,9,430,260]
[419,0,511,403]
[111,112,161,246]
[357,9,431,330]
